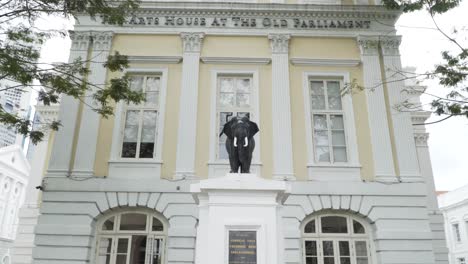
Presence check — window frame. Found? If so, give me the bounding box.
[109,68,168,177]
[94,210,167,264]
[453,223,462,243]
[302,72,361,181]
[302,214,374,264]
[208,69,261,177]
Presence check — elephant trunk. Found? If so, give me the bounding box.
[234,137,238,147]
[244,137,248,147]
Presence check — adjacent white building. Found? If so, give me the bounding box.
[0,145,30,264]
[439,184,468,264]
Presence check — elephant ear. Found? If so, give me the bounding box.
[221,117,236,138]
[248,121,259,138]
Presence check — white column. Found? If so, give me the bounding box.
[268,34,295,181]
[175,33,204,179]
[381,36,421,181]
[357,36,395,181]
[72,32,114,178]
[47,31,91,177]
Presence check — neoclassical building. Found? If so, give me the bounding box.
[30,1,448,264]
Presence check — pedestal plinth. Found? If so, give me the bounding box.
[190,173,290,264]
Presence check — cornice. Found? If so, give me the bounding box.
[201,57,271,65]
[290,58,360,66]
[128,56,182,64]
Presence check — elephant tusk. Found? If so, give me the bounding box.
[244,137,248,147]
[234,137,238,147]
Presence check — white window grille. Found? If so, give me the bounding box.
[121,75,161,159]
[95,211,166,264]
[309,79,348,163]
[303,215,372,264]
[216,75,253,160]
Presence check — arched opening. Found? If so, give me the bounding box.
[302,213,372,264]
[95,209,167,264]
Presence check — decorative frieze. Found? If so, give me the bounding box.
[181,32,205,53]
[357,36,379,56]
[69,31,92,51]
[91,31,114,51]
[269,34,290,54]
[380,35,401,56]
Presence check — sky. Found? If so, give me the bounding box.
[36,3,467,191]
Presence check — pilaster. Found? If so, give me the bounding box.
[268,34,295,181]
[72,32,114,178]
[175,33,204,179]
[357,36,396,181]
[381,36,421,181]
[47,31,92,177]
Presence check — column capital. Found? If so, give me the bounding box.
[268,34,290,54]
[180,32,205,53]
[357,36,380,56]
[91,31,114,51]
[380,35,402,56]
[414,133,429,147]
[69,31,93,51]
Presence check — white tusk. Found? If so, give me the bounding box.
[234,137,238,147]
[244,137,248,147]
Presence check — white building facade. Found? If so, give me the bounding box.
[0,146,30,264]
[29,1,448,264]
[438,185,468,264]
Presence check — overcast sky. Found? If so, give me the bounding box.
[36,3,467,191]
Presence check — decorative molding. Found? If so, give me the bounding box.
[411,111,431,125]
[380,35,402,56]
[290,58,360,67]
[92,31,114,51]
[128,56,182,64]
[200,57,271,65]
[357,35,379,56]
[269,34,290,54]
[180,32,205,53]
[69,31,92,51]
[414,133,429,147]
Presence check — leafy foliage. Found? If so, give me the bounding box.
[0,0,141,144]
[382,0,468,123]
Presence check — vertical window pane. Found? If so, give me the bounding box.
[152,217,164,232]
[97,238,112,264]
[116,255,127,264]
[332,131,346,146]
[340,258,351,264]
[339,241,350,256]
[305,241,317,255]
[139,111,157,158]
[330,115,344,129]
[220,78,234,92]
[356,258,369,264]
[120,213,147,231]
[355,241,368,256]
[129,235,147,264]
[237,78,251,93]
[322,241,334,256]
[314,130,329,146]
[327,81,342,110]
[145,77,160,107]
[130,76,144,92]
[313,115,327,129]
[220,93,235,106]
[321,216,348,233]
[316,147,331,162]
[218,112,233,159]
[151,238,164,264]
[236,93,250,107]
[310,81,325,110]
[117,238,129,253]
[122,110,139,158]
[306,257,318,264]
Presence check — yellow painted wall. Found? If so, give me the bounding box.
[289,37,374,180]
[201,36,270,58]
[94,34,183,178]
[94,34,375,180]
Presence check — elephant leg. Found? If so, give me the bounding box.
[230,156,240,173]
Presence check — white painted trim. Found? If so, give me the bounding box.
[108,67,168,179]
[127,56,182,64]
[290,58,361,67]
[302,71,361,181]
[201,57,271,65]
[208,69,261,177]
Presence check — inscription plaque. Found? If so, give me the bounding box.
[228,231,257,264]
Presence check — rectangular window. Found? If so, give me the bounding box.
[309,79,347,163]
[217,75,253,160]
[121,75,160,159]
[459,258,466,264]
[453,223,461,242]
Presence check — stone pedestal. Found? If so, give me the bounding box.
[191,173,290,264]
